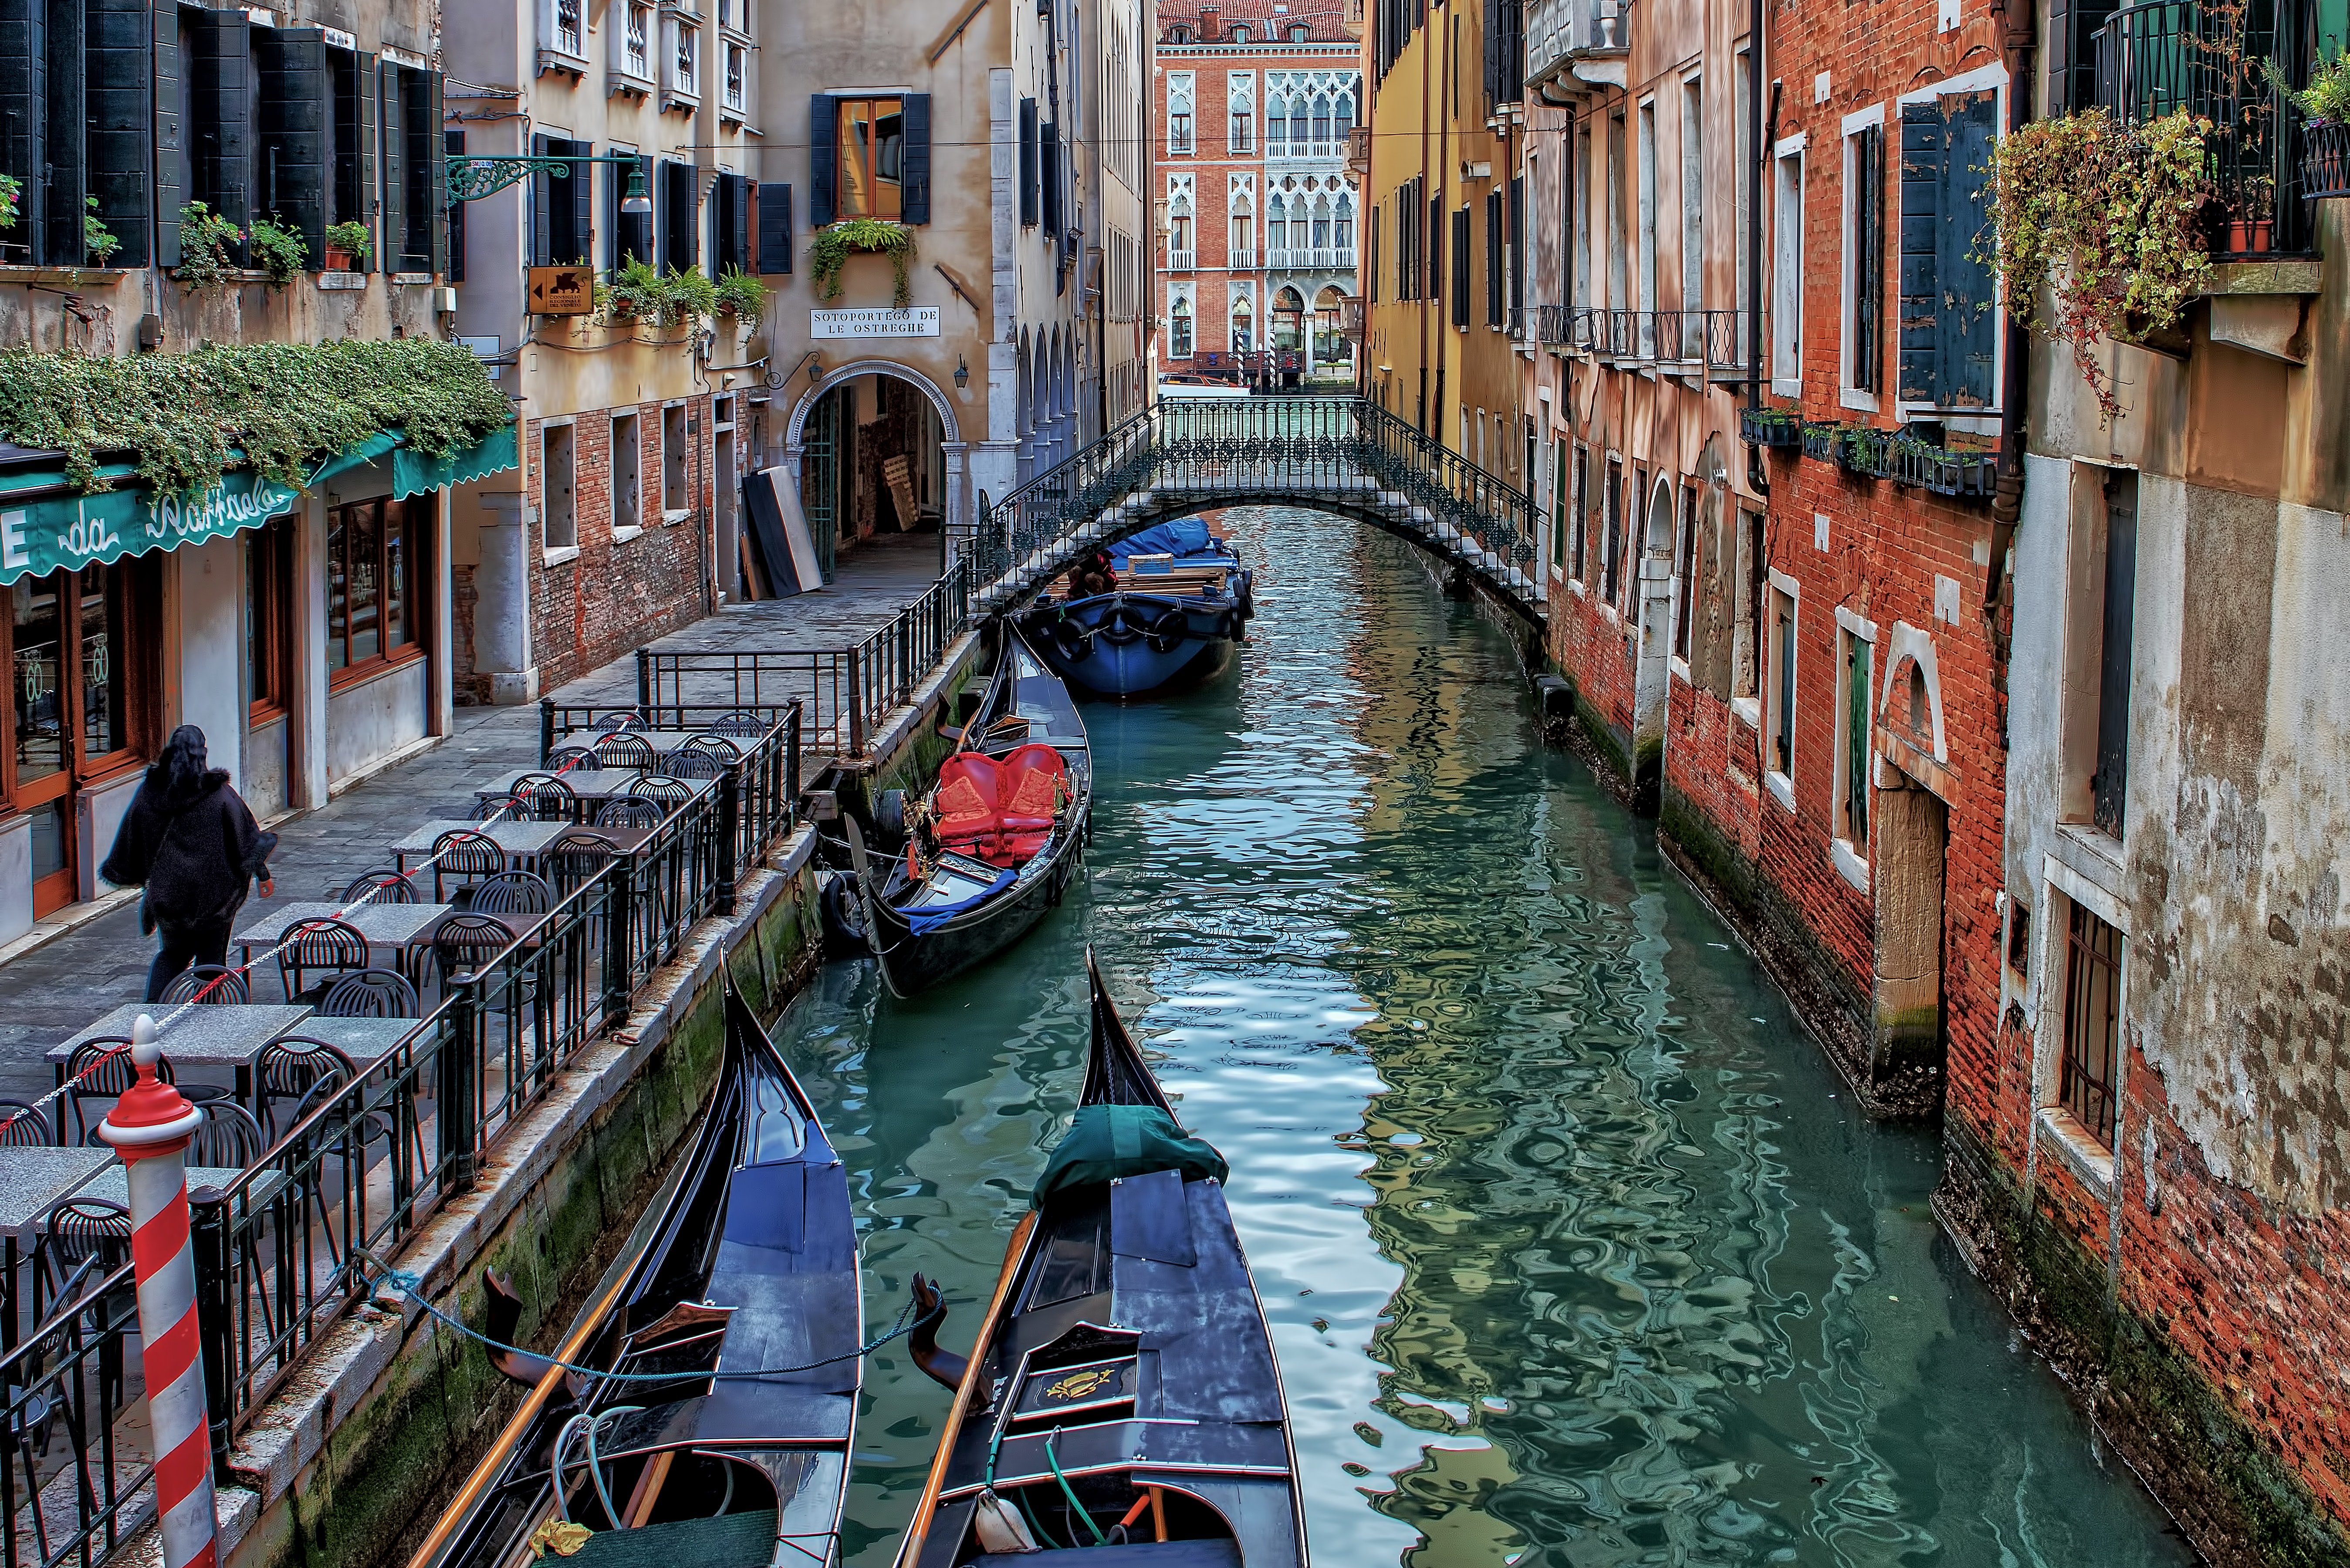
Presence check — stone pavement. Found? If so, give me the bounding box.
[0,534,943,1103]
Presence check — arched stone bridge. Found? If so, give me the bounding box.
[957,395,1546,628]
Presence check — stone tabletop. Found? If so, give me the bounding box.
[48,1004,315,1066]
[550,729,744,757]
[0,1148,111,1236]
[386,820,575,857]
[479,770,716,803]
[74,1166,250,1206]
[292,1017,423,1065]
[231,901,454,951]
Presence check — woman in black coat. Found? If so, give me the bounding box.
[100,726,278,1002]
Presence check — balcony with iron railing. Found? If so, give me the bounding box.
[1531,305,1751,374]
[2093,0,2317,255]
[1525,0,1629,86]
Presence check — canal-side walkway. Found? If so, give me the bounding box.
[0,534,941,1102]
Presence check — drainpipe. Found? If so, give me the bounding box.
[1745,0,1764,423]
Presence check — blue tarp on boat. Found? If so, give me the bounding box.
[1113,518,1230,566]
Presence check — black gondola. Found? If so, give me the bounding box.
[844,629,1092,999]
[406,975,860,1568]
[893,951,1307,1566]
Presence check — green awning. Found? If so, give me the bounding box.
[0,422,517,587]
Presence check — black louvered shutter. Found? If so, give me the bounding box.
[1039,120,1061,232]
[530,132,553,264]
[444,127,462,280]
[40,0,82,265]
[728,171,749,268]
[426,71,445,274]
[1897,102,1942,403]
[84,0,152,267]
[1940,91,1998,407]
[1451,205,1470,327]
[660,159,697,270]
[1853,123,1882,393]
[152,0,180,266]
[329,45,375,266]
[1484,189,1502,325]
[900,92,930,224]
[1019,97,1038,226]
[377,60,403,270]
[1427,191,1441,300]
[0,1,41,264]
[571,139,596,266]
[755,179,791,272]
[257,28,327,261]
[191,10,249,260]
[809,95,837,224]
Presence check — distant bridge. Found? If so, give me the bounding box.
[957,395,1547,627]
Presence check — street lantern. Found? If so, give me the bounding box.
[621,162,653,216]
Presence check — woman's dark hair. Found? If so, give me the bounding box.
[152,725,210,809]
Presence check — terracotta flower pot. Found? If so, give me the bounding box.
[2227,218,2275,254]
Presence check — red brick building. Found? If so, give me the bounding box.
[1153,0,1362,383]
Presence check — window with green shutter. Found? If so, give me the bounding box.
[1897,91,1998,409]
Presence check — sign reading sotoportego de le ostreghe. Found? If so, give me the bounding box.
[810,308,942,339]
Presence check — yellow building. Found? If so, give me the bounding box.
[1361,0,1526,485]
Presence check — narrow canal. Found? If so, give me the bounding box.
[782,507,2192,1565]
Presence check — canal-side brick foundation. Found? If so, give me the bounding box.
[1937,1113,2350,1568]
[156,846,828,1568]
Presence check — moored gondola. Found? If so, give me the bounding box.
[406,974,861,1568]
[892,950,1307,1566]
[1016,519,1253,699]
[845,629,1092,998]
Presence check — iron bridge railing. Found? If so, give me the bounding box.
[960,396,1538,610]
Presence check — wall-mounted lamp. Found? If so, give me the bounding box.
[953,357,969,389]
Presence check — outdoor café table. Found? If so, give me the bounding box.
[70,1165,248,1208]
[0,1147,111,1350]
[49,1003,314,1130]
[232,900,456,990]
[388,819,574,876]
[477,770,716,816]
[289,1017,423,1071]
[549,729,738,757]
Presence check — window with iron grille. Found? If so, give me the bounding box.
[2059,901,2123,1147]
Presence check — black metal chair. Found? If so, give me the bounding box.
[432,830,507,902]
[595,733,659,771]
[468,872,552,916]
[277,917,371,1003]
[433,913,516,986]
[542,832,618,898]
[602,711,649,732]
[659,747,727,781]
[256,1037,357,1142]
[509,772,578,822]
[0,1098,51,1147]
[63,1041,173,1145]
[343,868,420,905]
[708,710,771,738]
[470,793,527,823]
[159,964,249,1005]
[319,967,421,1019]
[594,796,666,830]
[545,745,595,771]
[628,774,693,812]
[36,1199,132,1352]
[187,1101,267,1172]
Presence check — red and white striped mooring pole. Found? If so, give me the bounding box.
[99,1014,218,1568]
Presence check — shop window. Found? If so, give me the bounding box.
[663,405,690,516]
[327,498,423,681]
[1170,295,1194,358]
[542,422,578,551]
[612,410,643,536]
[246,518,294,722]
[2059,900,2123,1147]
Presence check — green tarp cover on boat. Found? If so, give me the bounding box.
[0,421,517,586]
[1032,1104,1229,1206]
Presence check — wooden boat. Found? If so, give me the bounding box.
[892,950,1307,1567]
[1015,519,1254,699]
[406,975,860,1568]
[844,628,1092,998]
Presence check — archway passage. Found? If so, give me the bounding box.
[785,362,958,588]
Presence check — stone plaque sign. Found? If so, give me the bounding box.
[810,307,942,339]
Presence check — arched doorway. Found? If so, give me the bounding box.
[785,360,965,583]
[1312,285,1350,376]
[1272,286,1305,351]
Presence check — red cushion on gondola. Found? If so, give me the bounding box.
[999,744,1068,828]
[932,755,1005,849]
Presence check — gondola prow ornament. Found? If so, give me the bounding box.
[98,1015,218,1568]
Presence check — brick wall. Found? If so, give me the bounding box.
[517,395,713,695]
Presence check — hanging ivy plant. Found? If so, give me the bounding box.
[0,338,514,497]
[810,219,914,308]
[176,202,243,289]
[1980,108,2213,420]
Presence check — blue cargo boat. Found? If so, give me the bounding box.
[1016,518,1254,698]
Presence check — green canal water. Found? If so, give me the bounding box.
[778,507,2192,1565]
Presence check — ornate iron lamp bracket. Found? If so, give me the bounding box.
[447,154,648,205]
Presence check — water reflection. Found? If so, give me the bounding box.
[766,510,2188,1567]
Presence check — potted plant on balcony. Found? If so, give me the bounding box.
[1801,420,1844,463]
[810,219,915,308]
[82,197,120,267]
[715,267,768,323]
[2265,52,2350,198]
[1982,107,2211,419]
[0,173,19,233]
[247,215,307,287]
[1739,406,1803,448]
[325,221,371,270]
[174,201,243,289]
